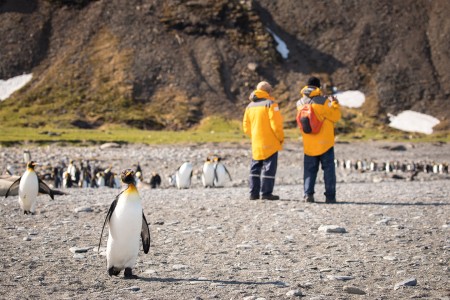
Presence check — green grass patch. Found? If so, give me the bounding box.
[0,115,448,146]
[0,119,248,146]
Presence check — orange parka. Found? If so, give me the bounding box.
[243,89,284,160]
[297,86,341,156]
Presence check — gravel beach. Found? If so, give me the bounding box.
[0,141,449,299]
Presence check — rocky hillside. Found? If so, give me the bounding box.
[0,0,449,131]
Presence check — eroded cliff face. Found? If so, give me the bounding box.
[0,0,448,130]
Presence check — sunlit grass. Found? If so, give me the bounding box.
[0,116,448,146]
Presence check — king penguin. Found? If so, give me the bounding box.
[175,162,193,189]
[98,169,151,278]
[5,161,54,215]
[201,157,215,188]
[213,157,232,187]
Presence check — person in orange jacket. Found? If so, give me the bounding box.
[297,76,341,203]
[243,81,284,200]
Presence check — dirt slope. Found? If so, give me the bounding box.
[0,0,449,130]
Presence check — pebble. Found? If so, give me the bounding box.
[383,256,398,261]
[236,244,253,249]
[327,275,354,281]
[122,286,140,292]
[74,206,93,213]
[73,254,85,259]
[376,218,392,225]
[69,247,92,254]
[172,264,188,270]
[343,285,366,295]
[286,289,303,297]
[394,277,417,290]
[318,225,346,233]
[319,268,332,272]
[100,142,121,149]
[274,281,289,287]
[23,236,31,241]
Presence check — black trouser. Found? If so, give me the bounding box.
[249,152,278,197]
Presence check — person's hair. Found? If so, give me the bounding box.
[257,81,273,93]
[307,76,321,88]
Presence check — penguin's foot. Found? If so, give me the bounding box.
[124,267,138,279]
[108,267,121,276]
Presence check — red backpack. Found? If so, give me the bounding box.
[296,102,323,134]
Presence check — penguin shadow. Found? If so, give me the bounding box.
[134,276,283,286]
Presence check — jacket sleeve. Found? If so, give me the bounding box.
[243,108,251,137]
[268,103,284,143]
[323,99,342,123]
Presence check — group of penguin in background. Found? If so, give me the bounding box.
[168,155,232,189]
[335,158,449,174]
[5,151,163,190]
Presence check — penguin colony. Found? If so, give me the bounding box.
[334,159,449,174]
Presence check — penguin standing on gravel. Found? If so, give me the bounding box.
[5,161,54,215]
[175,162,193,189]
[213,156,232,187]
[201,157,215,188]
[98,169,150,278]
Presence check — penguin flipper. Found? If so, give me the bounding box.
[38,178,55,200]
[141,212,151,254]
[51,189,68,196]
[5,176,21,198]
[98,198,118,252]
[224,165,232,181]
[213,164,219,185]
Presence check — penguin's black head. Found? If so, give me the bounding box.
[121,169,136,185]
[27,161,37,169]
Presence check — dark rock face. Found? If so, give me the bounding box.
[0,0,449,130]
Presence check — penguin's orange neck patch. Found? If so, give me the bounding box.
[27,167,34,172]
[125,184,138,195]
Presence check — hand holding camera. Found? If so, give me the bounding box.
[329,95,339,104]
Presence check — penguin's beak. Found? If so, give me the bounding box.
[126,171,133,177]
[32,162,39,166]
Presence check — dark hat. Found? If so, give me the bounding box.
[307,76,321,88]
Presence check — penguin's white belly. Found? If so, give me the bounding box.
[19,171,38,212]
[98,177,105,187]
[107,198,142,269]
[176,162,193,189]
[214,164,228,187]
[202,164,215,187]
